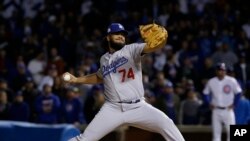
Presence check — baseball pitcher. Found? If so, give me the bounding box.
[63,23,185,141]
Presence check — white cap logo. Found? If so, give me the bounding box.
[118,24,123,29]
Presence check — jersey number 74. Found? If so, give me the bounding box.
[118,67,135,82]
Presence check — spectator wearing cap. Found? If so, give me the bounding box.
[60,87,85,127]
[9,90,30,121]
[35,84,61,124]
[155,81,179,123]
[0,90,10,120]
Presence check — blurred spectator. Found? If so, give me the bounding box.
[163,45,180,83]
[52,76,67,101]
[234,53,250,89]
[61,87,85,127]
[1,0,21,19]
[21,77,39,121]
[74,68,92,106]
[80,0,93,16]
[11,62,32,91]
[234,94,250,125]
[197,30,213,57]
[27,51,46,85]
[9,90,30,121]
[0,79,14,102]
[0,90,10,120]
[84,85,105,124]
[187,40,205,71]
[35,84,61,124]
[175,40,189,67]
[174,83,186,101]
[142,73,153,90]
[155,81,179,123]
[77,54,99,75]
[141,54,154,79]
[211,42,238,68]
[178,57,198,82]
[21,35,41,62]
[152,71,168,97]
[242,19,250,39]
[186,79,196,91]
[179,90,202,125]
[144,89,156,105]
[157,5,169,26]
[199,57,215,91]
[246,82,250,101]
[47,47,65,75]
[38,64,58,92]
[0,49,9,80]
[21,0,45,19]
[153,48,166,72]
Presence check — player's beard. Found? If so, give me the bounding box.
[109,40,125,51]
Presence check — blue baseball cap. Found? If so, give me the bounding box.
[107,23,128,35]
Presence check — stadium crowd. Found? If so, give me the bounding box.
[0,0,250,127]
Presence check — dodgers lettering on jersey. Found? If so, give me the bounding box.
[97,43,146,102]
[203,75,242,107]
[102,57,128,77]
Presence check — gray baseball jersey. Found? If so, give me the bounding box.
[97,43,145,102]
[68,43,185,141]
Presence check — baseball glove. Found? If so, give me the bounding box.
[139,23,168,48]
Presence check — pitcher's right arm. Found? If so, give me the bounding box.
[62,72,103,84]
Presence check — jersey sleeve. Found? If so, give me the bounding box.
[203,81,211,95]
[126,43,146,62]
[232,78,242,94]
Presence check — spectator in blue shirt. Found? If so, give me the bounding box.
[234,94,250,125]
[35,84,61,124]
[9,90,30,121]
[61,86,85,127]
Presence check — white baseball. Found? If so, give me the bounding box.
[63,74,71,81]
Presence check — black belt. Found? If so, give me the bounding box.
[215,106,227,109]
[118,99,140,104]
